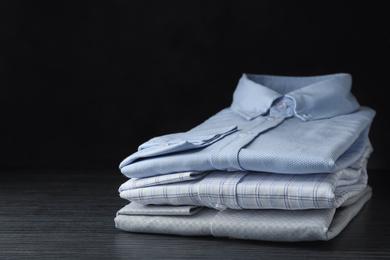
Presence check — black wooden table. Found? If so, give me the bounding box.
[1,169,389,259]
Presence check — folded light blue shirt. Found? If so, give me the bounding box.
[120,73,375,178]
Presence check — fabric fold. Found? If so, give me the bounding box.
[117,203,202,216]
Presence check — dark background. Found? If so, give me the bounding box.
[0,1,388,173]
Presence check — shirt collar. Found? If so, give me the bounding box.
[230,73,360,121]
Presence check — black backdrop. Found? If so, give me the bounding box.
[1,1,388,172]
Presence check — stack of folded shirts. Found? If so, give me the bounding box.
[115,73,375,242]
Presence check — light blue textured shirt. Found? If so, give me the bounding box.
[119,73,375,178]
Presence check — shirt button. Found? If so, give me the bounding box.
[267,116,277,121]
[211,203,227,211]
[276,101,287,110]
[302,114,311,120]
[239,130,252,137]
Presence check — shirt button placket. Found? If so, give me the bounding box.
[210,115,287,172]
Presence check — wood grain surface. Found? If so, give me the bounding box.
[0,169,389,259]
